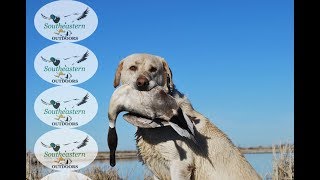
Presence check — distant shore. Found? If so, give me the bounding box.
[95,146,288,160]
[27,145,293,163]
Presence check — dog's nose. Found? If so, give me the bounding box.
[136,76,149,90]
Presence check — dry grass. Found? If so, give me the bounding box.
[84,166,153,180]
[26,152,152,180]
[26,145,294,180]
[26,151,44,180]
[84,166,122,180]
[270,144,294,180]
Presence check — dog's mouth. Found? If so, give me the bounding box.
[123,113,170,128]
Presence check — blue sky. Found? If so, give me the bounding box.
[27,0,293,152]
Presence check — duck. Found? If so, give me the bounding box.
[72,51,89,65]
[41,7,88,24]
[64,8,89,22]
[41,13,60,23]
[64,73,72,79]
[41,142,60,152]
[41,99,61,109]
[41,93,89,110]
[64,136,89,151]
[41,56,60,66]
[71,93,89,108]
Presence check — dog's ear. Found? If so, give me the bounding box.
[161,59,174,94]
[113,61,123,88]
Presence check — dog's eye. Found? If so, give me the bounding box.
[149,67,157,72]
[129,66,137,71]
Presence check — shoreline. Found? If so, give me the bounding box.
[94,147,282,160]
[27,145,293,163]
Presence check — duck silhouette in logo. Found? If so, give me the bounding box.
[41,14,60,23]
[64,51,89,65]
[41,56,60,66]
[41,99,61,109]
[41,50,89,67]
[41,93,89,109]
[41,142,61,152]
[63,136,89,151]
[41,8,89,24]
[72,93,89,108]
[64,73,72,79]
[64,8,89,22]
[42,136,89,153]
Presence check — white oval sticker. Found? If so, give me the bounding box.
[34,129,98,171]
[41,171,92,180]
[34,43,98,86]
[34,86,98,128]
[34,0,98,42]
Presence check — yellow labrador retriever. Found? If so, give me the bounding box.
[111,53,261,180]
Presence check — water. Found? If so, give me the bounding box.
[38,153,274,179]
[244,153,274,178]
[81,159,150,179]
[82,153,274,179]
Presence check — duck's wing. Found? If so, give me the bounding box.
[77,8,89,21]
[76,51,89,63]
[76,136,89,149]
[63,140,79,146]
[63,98,79,103]
[63,55,79,60]
[168,108,197,144]
[41,14,51,20]
[41,99,51,105]
[123,113,170,128]
[40,56,51,62]
[76,93,89,106]
[41,142,51,148]
[64,13,79,18]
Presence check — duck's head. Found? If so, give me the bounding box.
[51,58,60,66]
[50,14,56,19]
[50,143,55,148]
[50,100,56,105]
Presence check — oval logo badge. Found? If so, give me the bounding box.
[41,171,92,180]
[34,129,98,171]
[34,0,98,42]
[34,86,98,128]
[34,43,98,86]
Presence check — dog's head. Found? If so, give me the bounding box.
[113,53,174,93]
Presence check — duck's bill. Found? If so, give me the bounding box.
[123,113,170,128]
